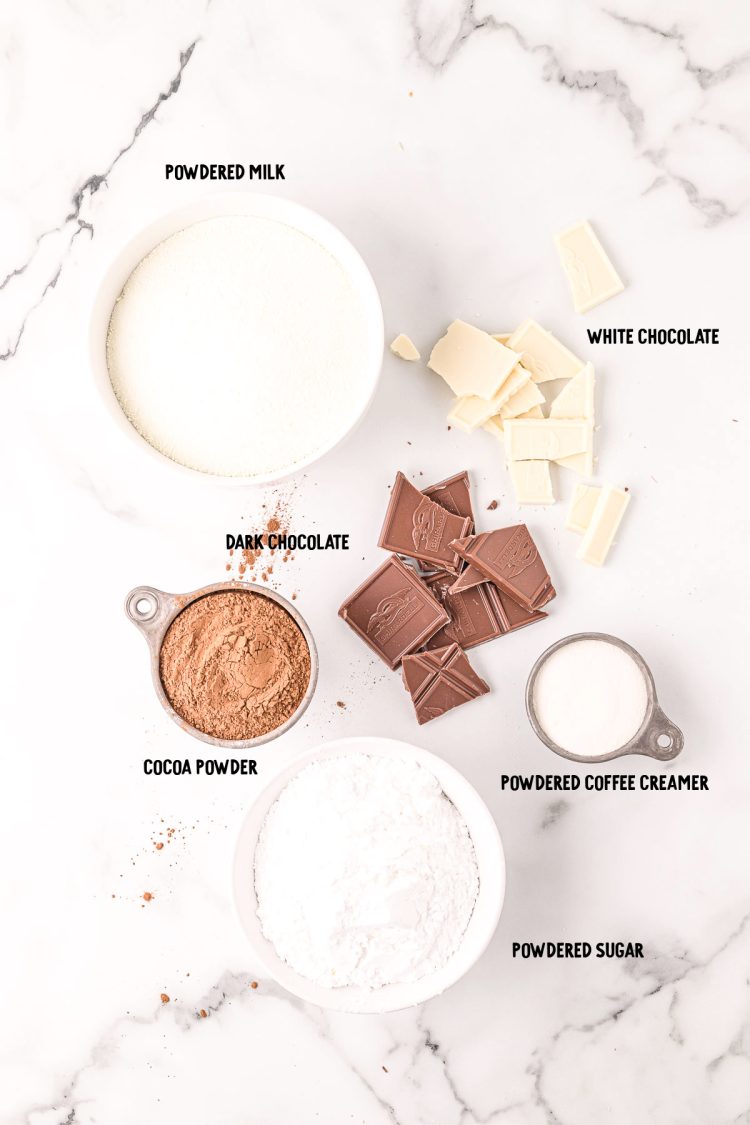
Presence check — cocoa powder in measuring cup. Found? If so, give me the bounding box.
[159,590,311,741]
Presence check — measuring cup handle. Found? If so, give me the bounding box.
[124,586,170,639]
[633,703,684,761]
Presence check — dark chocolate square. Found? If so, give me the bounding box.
[338,554,450,669]
[402,643,490,724]
[379,472,471,574]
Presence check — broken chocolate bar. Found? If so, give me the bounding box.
[423,572,504,650]
[338,554,450,669]
[423,471,475,527]
[450,525,556,612]
[379,472,472,574]
[402,643,490,724]
[424,571,546,650]
[449,563,487,595]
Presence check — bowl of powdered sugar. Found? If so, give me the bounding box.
[233,737,505,1012]
[91,195,383,482]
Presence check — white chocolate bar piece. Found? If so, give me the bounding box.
[549,363,595,419]
[482,416,505,439]
[504,418,591,462]
[448,365,531,432]
[500,379,545,420]
[566,483,601,533]
[556,449,594,476]
[429,320,521,399]
[507,318,585,384]
[390,333,420,361]
[554,221,625,314]
[483,401,544,439]
[509,460,555,506]
[577,485,630,565]
[554,422,594,475]
[492,333,512,344]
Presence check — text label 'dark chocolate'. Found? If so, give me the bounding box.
[402,643,490,724]
[450,525,555,611]
[379,472,471,574]
[338,554,450,669]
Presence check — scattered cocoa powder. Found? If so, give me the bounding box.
[159,590,311,741]
[487,500,498,510]
[160,993,170,1004]
[143,892,154,902]
[199,1009,208,1018]
[250,981,258,989]
[155,842,164,851]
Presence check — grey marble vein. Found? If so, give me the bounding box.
[527,910,750,1121]
[605,10,750,89]
[21,972,407,1125]
[1,40,198,366]
[540,800,569,830]
[407,0,745,226]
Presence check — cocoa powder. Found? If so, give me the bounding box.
[159,591,310,741]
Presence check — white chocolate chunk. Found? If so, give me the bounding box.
[577,485,630,565]
[504,418,591,462]
[509,460,555,505]
[448,396,494,432]
[507,319,585,383]
[449,364,531,431]
[482,399,544,440]
[566,483,601,533]
[500,379,546,420]
[556,448,595,476]
[554,422,594,475]
[554,221,625,314]
[390,333,420,361]
[482,416,505,439]
[550,363,595,419]
[429,320,521,399]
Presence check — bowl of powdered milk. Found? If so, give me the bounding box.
[91,195,384,483]
[233,736,506,1012]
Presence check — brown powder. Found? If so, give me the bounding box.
[158,590,311,741]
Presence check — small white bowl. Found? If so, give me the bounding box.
[89,194,384,485]
[232,736,505,1013]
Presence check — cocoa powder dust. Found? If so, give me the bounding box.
[159,591,311,741]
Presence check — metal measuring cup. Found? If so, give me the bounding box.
[125,580,319,749]
[525,632,683,764]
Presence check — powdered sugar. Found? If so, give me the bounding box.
[106,215,370,477]
[254,753,479,989]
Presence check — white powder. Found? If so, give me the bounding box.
[254,754,479,989]
[106,216,370,477]
[533,638,649,757]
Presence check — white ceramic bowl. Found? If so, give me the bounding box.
[89,194,384,485]
[232,736,506,1012]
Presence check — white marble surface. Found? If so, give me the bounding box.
[2,1,750,1121]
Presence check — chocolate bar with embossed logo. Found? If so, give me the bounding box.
[449,525,556,611]
[402,643,490,724]
[423,471,475,528]
[379,472,472,574]
[423,571,546,650]
[338,554,450,669]
[449,562,486,595]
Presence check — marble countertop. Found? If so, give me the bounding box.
[2,2,749,1122]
